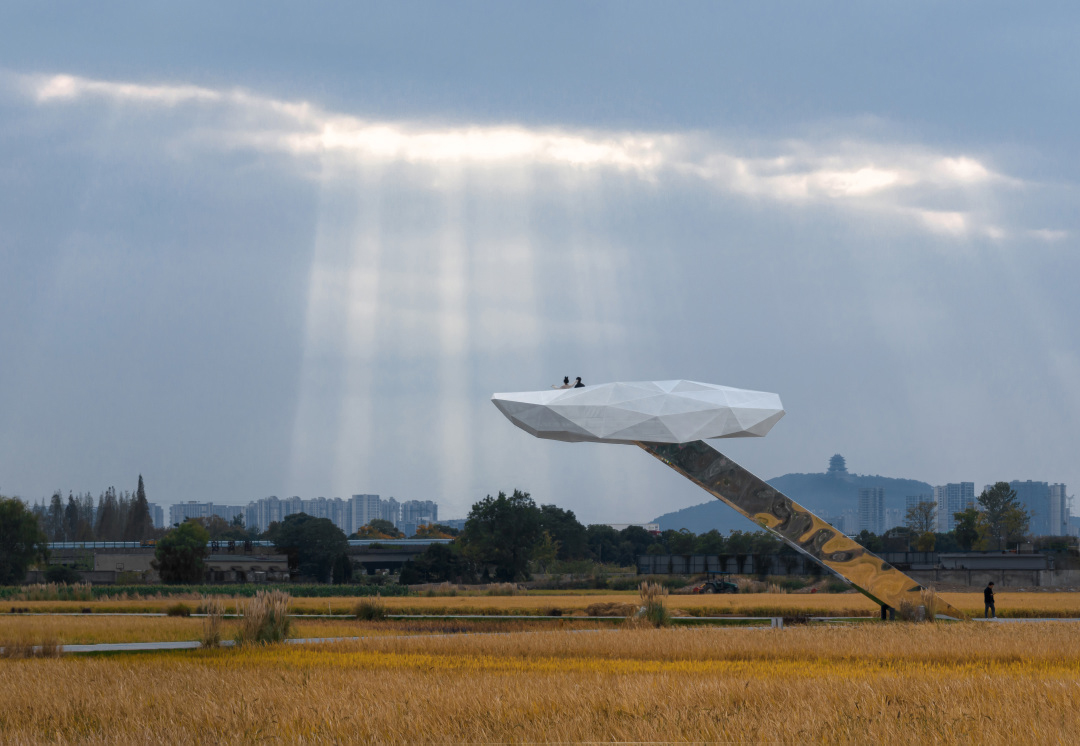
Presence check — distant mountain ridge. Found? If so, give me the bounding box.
[653,459,934,534]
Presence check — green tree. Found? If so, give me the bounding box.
[693,529,726,555]
[460,490,543,581]
[532,530,560,573]
[0,497,49,584]
[152,521,210,583]
[584,524,621,564]
[953,507,980,551]
[978,482,1030,550]
[123,475,155,541]
[196,515,248,541]
[399,542,477,584]
[538,505,588,560]
[854,530,884,553]
[664,528,696,554]
[268,513,349,583]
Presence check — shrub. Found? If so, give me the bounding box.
[235,591,292,645]
[354,597,386,621]
[166,602,192,617]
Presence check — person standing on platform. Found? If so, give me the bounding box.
[984,581,996,618]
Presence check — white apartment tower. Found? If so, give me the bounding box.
[933,483,975,533]
[858,488,885,534]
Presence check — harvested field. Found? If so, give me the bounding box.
[0,616,605,646]
[0,624,1078,742]
[8,590,1080,618]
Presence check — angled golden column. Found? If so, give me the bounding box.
[638,440,964,619]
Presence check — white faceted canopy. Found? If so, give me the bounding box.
[491,380,785,445]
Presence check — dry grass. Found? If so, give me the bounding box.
[1,625,1079,742]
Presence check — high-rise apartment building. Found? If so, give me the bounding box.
[147,502,165,529]
[234,494,439,535]
[1049,484,1071,537]
[168,502,244,528]
[1010,481,1051,536]
[933,483,975,533]
[401,500,438,525]
[348,494,382,533]
[858,488,885,534]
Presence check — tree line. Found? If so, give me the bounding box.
[401,489,796,584]
[29,475,156,543]
[0,480,1060,587]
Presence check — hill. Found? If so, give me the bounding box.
[653,462,933,534]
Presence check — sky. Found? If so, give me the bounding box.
[1,3,1078,523]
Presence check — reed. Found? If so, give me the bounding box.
[201,598,225,648]
[235,591,292,645]
[635,581,671,628]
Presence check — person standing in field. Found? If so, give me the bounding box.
[984,581,996,618]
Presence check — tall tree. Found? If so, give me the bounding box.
[95,488,121,541]
[47,491,65,541]
[905,500,937,551]
[978,482,1030,550]
[63,493,81,542]
[953,507,980,551]
[0,496,49,584]
[116,490,132,537]
[123,474,154,541]
[460,490,543,581]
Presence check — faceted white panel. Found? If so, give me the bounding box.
[491,380,785,444]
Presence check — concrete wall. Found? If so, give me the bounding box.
[908,568,1080,588]
[637,554,824,576]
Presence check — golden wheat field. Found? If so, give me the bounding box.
[7,590,1080,617]
[0,615,603,646]
[1,624,1079,743]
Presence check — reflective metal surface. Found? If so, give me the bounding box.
[639,440,964,618]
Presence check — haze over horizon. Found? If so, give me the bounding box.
[2,4,1078,524]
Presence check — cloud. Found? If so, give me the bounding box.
[11,71,1030,238]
